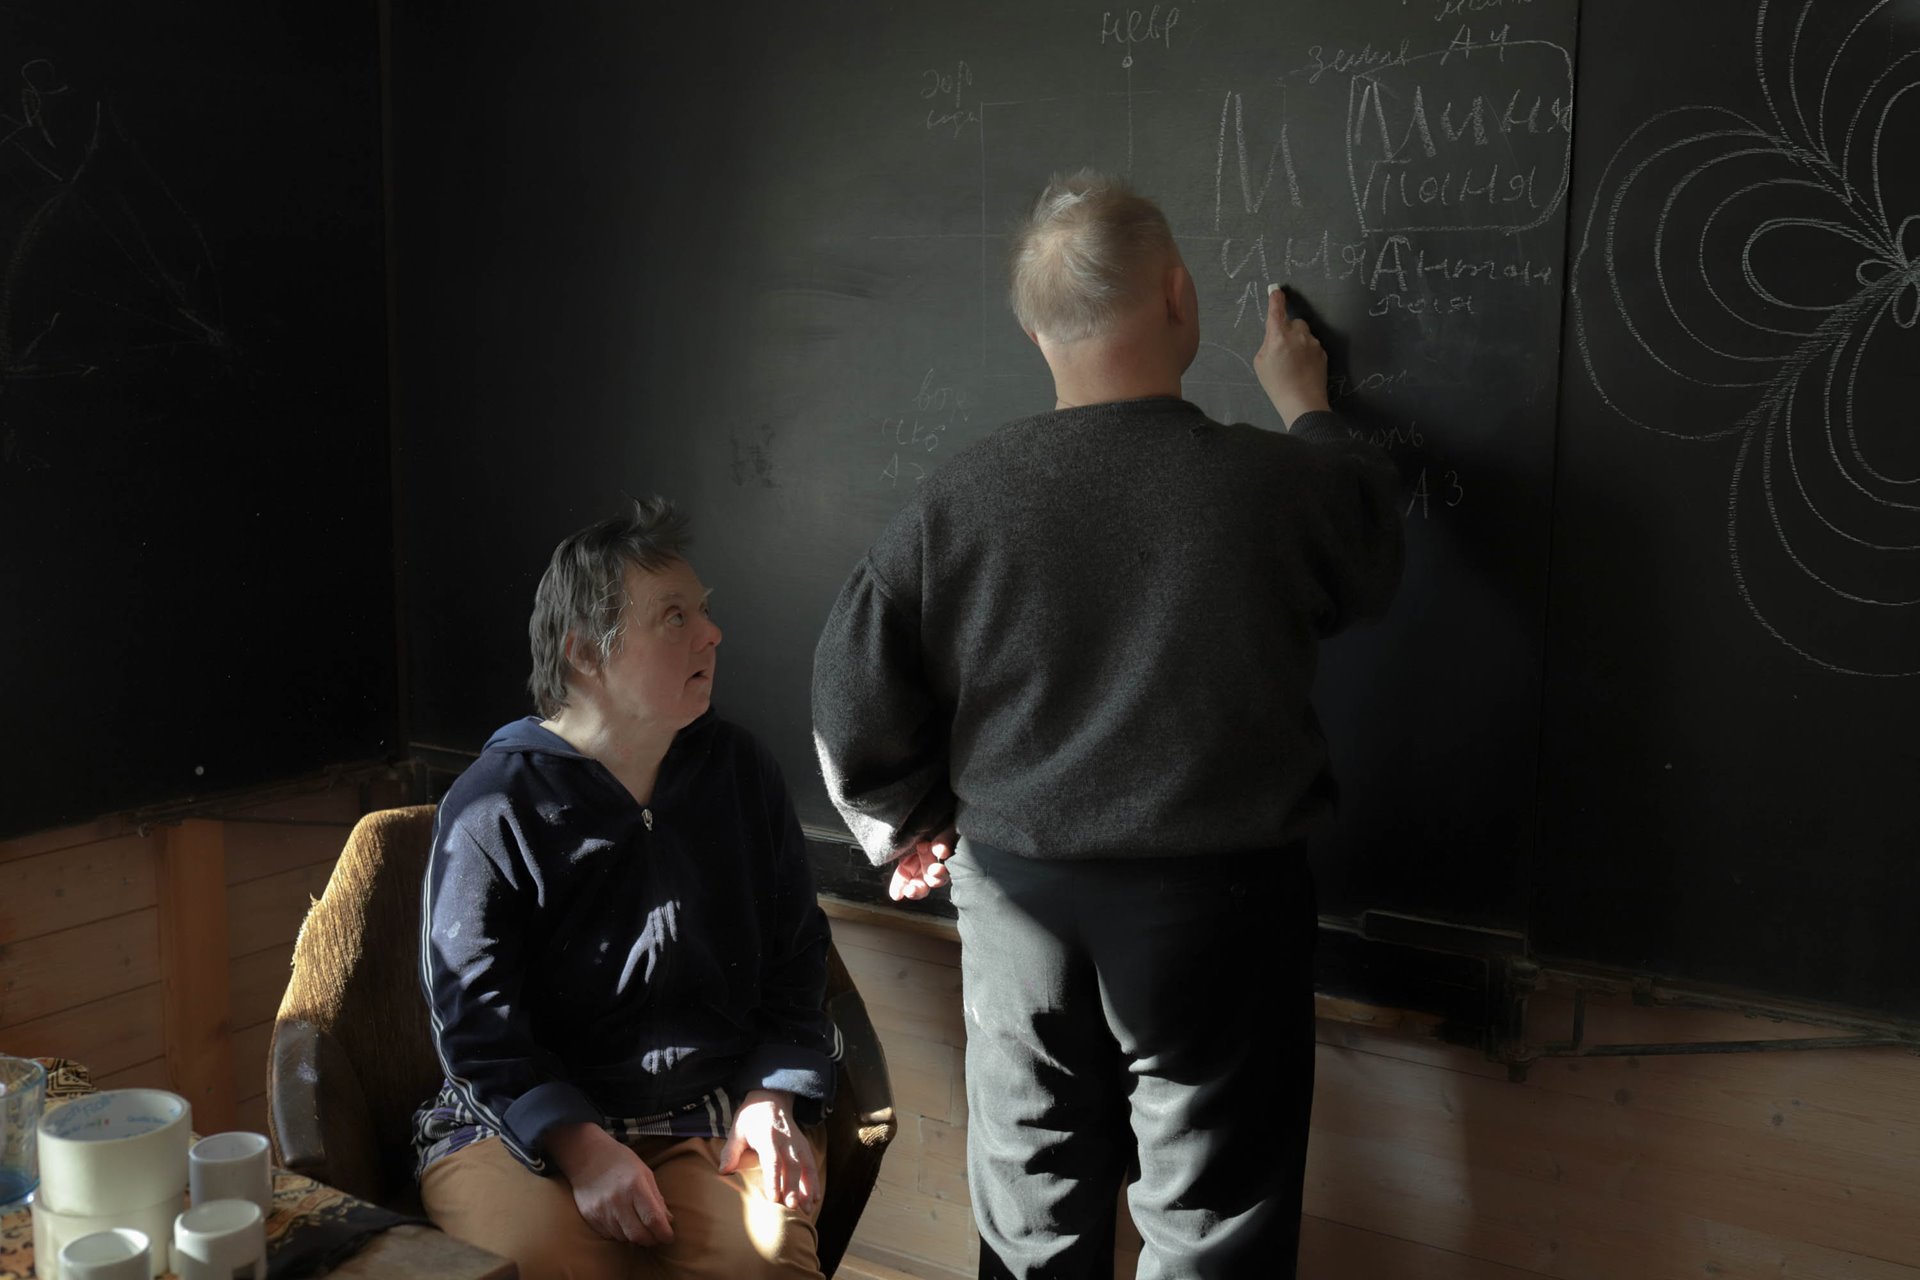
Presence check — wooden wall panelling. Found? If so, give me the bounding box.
[223,820,354,887]
[225,860,340,960]
[0,986,165,1078]
[230,942,299,1033]
[0,819,137,868]
[0,909,161,1030]
[224,788,368,826]
[223,801,356,1125]
[94,1057,175,1092]
[156,819,237,1133]
[230,1020,275,1115]
[0,824,162,1066]
[0,834,156,944]
[0,773,395,1141]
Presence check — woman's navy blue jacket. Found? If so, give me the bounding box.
[420,713,838,1168]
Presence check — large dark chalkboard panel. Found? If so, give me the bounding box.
[389,3,773,750]
[392,0,1920,1028]
[395,0,1580,944]
[0,3,393,837]
[1543,0,1920,1016]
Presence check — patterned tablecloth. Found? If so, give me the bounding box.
[1,1061,422,1279]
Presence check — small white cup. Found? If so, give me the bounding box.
[188,1132,273,1219]
[31,1193,180,1279]
[58,1227,151,1280]
[172,1199,266,1280]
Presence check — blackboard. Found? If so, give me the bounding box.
[390,1,1920,1030]
[1541,0,1920,1016]
[0,2,393,839]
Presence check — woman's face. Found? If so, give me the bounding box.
[594,557,722,732]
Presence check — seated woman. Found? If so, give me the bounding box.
[415,498,838,1280]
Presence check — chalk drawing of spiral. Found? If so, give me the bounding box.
[1571,0,1920,677]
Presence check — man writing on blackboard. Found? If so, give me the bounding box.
[811,170,1403,1279]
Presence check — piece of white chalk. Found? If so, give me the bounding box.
[1268,283,1280,295]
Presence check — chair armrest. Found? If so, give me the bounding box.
[268,1017,384,1203]
[827,987,898,1150]
[818,982,897,1276]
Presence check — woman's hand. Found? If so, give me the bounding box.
[719,1088,820,1213]
[547,1121,675,1245]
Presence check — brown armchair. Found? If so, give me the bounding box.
[266,805,897,1276]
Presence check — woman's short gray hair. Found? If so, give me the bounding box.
[1008,169,1177,342]
[527,496,691,718]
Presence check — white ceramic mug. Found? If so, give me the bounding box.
[172,1199,266,1280]
[58,1227,151,1280]
[30,1193,180,1279]
[187,1133,273,1219]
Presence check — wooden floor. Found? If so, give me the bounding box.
[1308,998,1920,1279]
[841,1254,958,1280]
[829,908,1920,1280]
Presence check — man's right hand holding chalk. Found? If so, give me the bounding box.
[1254,285,1333,430]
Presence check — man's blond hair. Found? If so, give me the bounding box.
[1007,170,1177,342]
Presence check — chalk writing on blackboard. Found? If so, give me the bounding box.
[876,368,969,487]
[1571,0,1920,677]
[1344,38,1573,234]
[859,4,1569,524]
[1099,7,1182,68]
[1429,0,1540,22]
[920,61,979,139]
[0,56,228,403]
[1216,89,1304,223]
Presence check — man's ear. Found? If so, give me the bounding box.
[1023,326,1040,347]
[1166,264,1194,326]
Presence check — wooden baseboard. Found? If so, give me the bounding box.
[820,894,962,942]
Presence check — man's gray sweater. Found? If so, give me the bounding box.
[811,395,1404,864]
